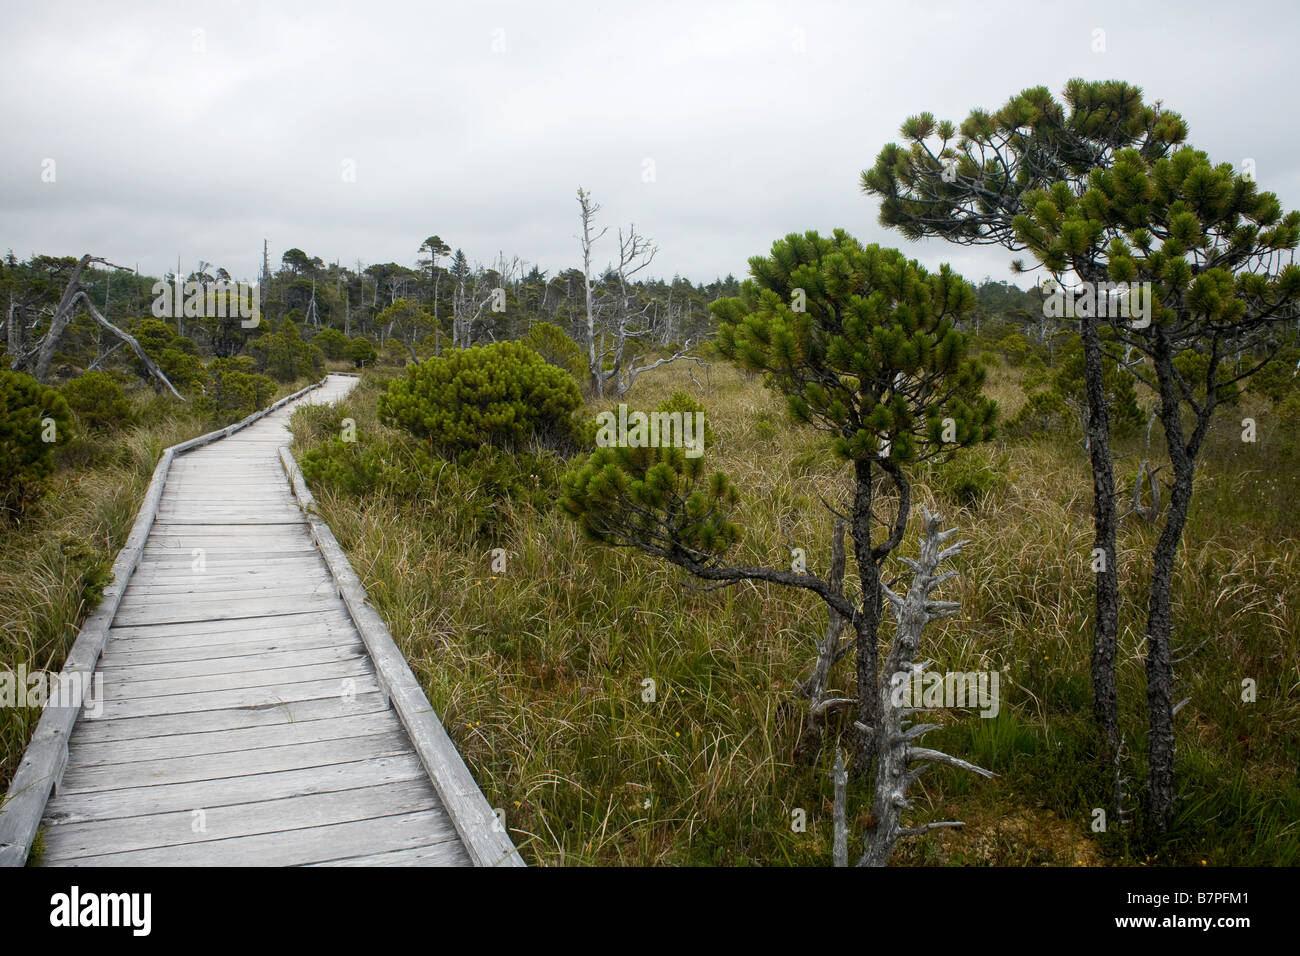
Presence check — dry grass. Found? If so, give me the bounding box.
[295,356,1300,866]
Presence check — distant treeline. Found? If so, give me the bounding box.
[0,247,1039,378]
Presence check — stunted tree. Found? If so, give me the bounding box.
[419,235,451,337]
[862,81,1185,760]
[562,229,997,780]
[864,79,1300,833]
[1019,145,1300,833]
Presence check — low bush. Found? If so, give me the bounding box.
[0,370,73,520]
[60,371,133,432]
[313,327,351,361]
[378,341,583,457]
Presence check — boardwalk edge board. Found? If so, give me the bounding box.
[278,446,526,868]
[0,377,330,866]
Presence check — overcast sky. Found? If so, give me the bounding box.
[3,0,1297,289]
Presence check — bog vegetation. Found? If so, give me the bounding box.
[3,77,1298,866]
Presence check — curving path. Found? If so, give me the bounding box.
[2,374,520,866]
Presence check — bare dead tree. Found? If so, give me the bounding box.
[576,187,609,394]
[9,254,182,397]
[832,748,848,867]
[573,188,697,397]
[852,506,994,866]
[453,263,504,349]
[795,517,855,760]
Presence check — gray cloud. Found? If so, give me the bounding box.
[2,0,1296,287]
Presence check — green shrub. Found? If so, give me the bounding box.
[998,332,1032,366]
[520,321,586,383]
[929,447,1012,506]
[157,348,206,392]
[129,319,202,390]
[1274,392,1300,459]
[313,328,351,361]
[299,436,416,498]
[378,341,583,457]
[249,318,324,382]
[195,359,277,420]
[0,370,73,519]
[1005,389,1075,439]
[1050,343,1145,439]
[60,371,132,432]
[1249,348,1300,404]
[347,337,378,368]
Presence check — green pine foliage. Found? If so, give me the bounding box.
[346,336,377,368]
[377,341,583,457]
[0,370,73,520]
[562,392,734,560]
[59,371,133,432]
[712,230,997,463]
[520,321,587,384]
[312,327,351,360]
[561,440,741,561]
[249,318,325,382]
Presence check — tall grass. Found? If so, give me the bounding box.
[295,359,1300,866]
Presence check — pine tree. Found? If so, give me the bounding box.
[562,230,996,775]
[864,79,1300,833]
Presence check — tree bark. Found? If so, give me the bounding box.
[852,457,882,776]
[1143,328,1205,834]
[31,255,96,382]
[1080,313,1121,761]
[75,292,183,399]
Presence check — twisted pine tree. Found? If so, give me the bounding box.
[863,79,1300,832]
[562,230,996,774]
[862,80,1187,763]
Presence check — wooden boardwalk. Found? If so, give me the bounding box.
[0,374,521,867]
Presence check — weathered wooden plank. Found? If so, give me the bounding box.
[307,841,473,866]
[127,560,327,578]
[52,809,466,867]
[125,558,328,580]
[58,730,415,794]
[102,657,369,699]
[67,709,402,767]
[118,579,338,604]
[43,753,429,824]
[98,644,367,682]
[101,657,371,702]
[101,623,358,658]
[98,633,363,668]
[110,595,343,628]
[70,691,391,745]
[119,574,334,594]
[42,779,446,862]
[105,609,354,643]
[91,673,381,721]
[117,580,336,603]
